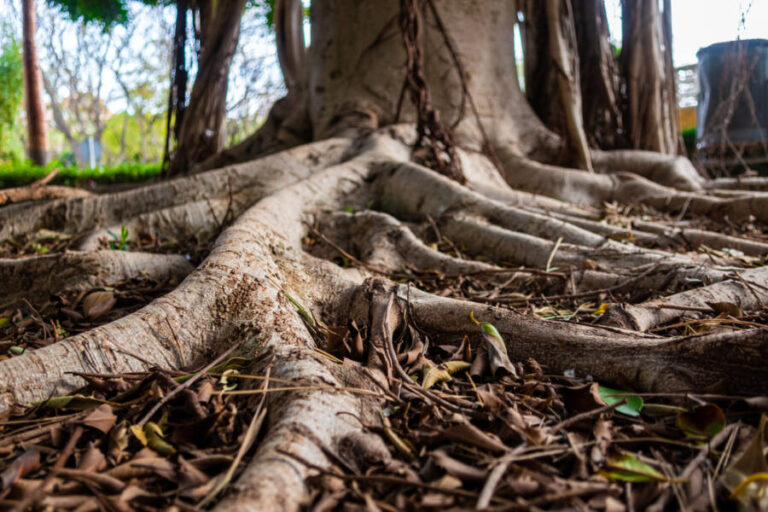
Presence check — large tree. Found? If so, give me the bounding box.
[2,1,768,509]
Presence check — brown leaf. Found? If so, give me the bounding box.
[440,422,508,453]
[431,450,487,482]
[476,385,505,414]
[706,301,743,317]
[177,456,210,488]
[503,406,548,445]
[0,450,40,499]
[82,404,117,433]
[78,442,107,472]
[676,404,726,438]
[82,291,117,319]
[562,383,603,415]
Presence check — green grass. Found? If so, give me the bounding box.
[682,127,696,158]
[0,160,162,188]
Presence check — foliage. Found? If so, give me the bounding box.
[0,33,24,162]
[108,225,130,250]
[45,0,166,27]
[682,127,696,156]
[102,112,167,164]
[49,0,278,28]
[0,160,162,188]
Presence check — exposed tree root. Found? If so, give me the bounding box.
[2,129,768,509]
[76,198,233,251]
[495,148,768,224]
[533,207,768,256]
[603,266,768,331]
[0,184,91,207]
[591,149,704,191]
[317,210,497,276]
[1,251,193,303]
[0,137,351,241]
[402,286,768,393]
[706,176,768,191]
[374,162,605,247]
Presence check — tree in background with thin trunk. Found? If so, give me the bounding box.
[21,0,48,165]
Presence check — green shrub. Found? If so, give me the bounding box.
[0,160,163,188]
[682,127,696,157]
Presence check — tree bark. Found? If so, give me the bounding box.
[167,0,247,176]
[274,0,306,90]
[572,0,622,149]
[22,0,48,165]
[620,0,679,154]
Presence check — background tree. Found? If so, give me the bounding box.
[21,0,49,165]
[620,0,680,154]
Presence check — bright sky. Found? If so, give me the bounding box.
[605,0,768,66]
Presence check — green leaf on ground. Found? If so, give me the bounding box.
[598,385,643,417]
[601,453,667,482]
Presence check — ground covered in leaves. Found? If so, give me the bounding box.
[1,205,767,510]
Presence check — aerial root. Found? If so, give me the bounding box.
[602,265,768,331]
[1,251,193,303]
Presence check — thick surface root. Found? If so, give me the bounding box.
[1,251,193,303]
[2,128,768,510]
[603,266,768,331]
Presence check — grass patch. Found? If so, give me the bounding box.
[0,160,162,188]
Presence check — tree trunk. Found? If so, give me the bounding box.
[3,1,768,510]
[521,0,592,170]
[620,0,679,154]
[167,0,246,176]
[572,0,622,149]
[275,0,306,90]
[21,0,48,165]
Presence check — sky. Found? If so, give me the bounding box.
[605,0,768,66]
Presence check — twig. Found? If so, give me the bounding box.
[732,271,765,309]
[137,339,245,427]
[476,458,512,509]
[551,399,626,434]
[546,237,563,273]
[199,366,271,507]
[30,167,60,187]
[279,448,512,504]
[13,426,83,512]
